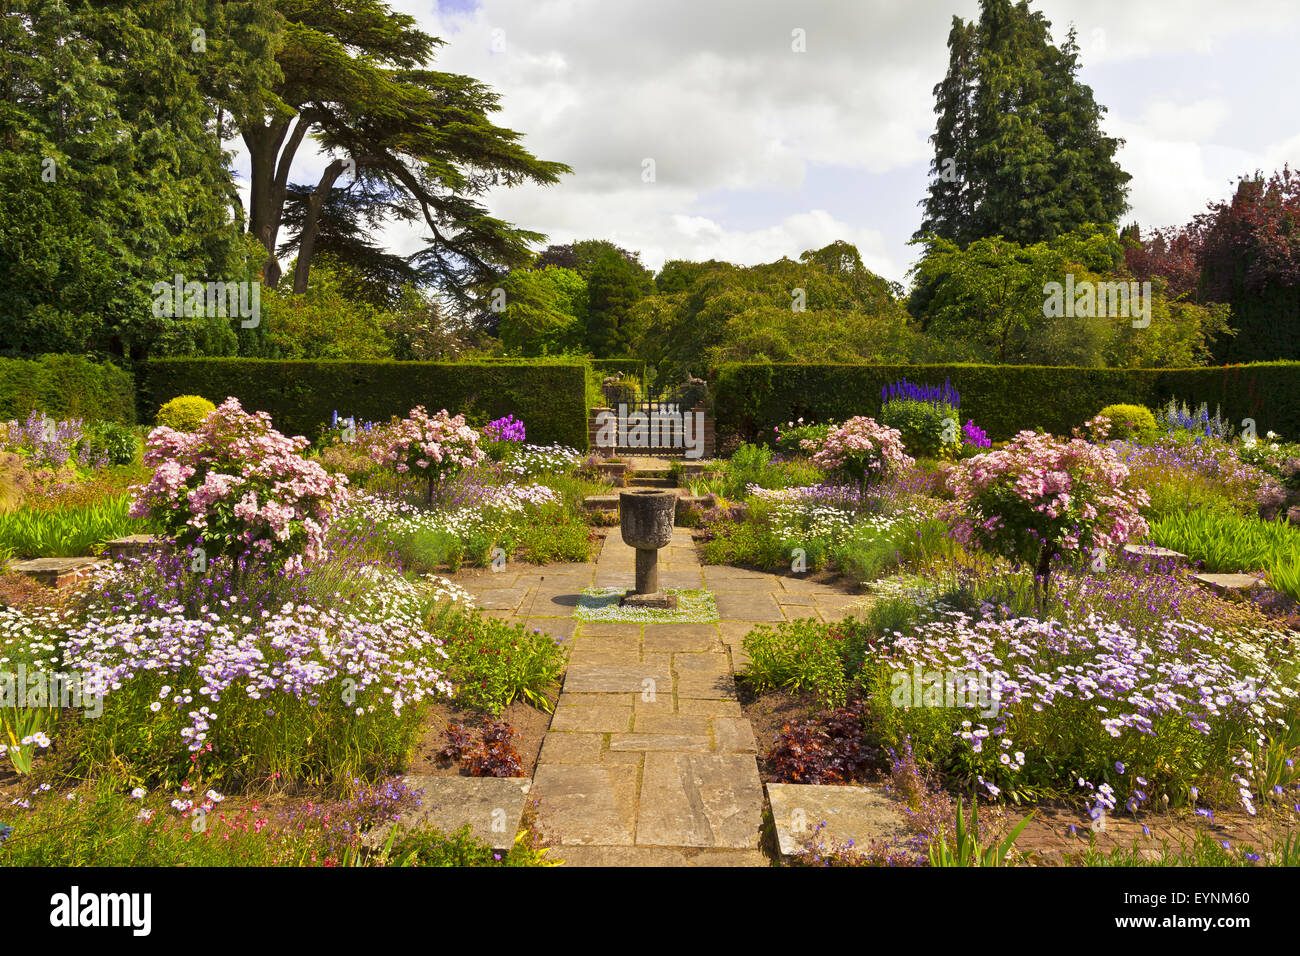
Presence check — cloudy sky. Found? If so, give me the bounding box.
[237,0,1300,286]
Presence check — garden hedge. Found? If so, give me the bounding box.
[0,354,136,424]
[139,359,590,448]
[712,362,1300,444]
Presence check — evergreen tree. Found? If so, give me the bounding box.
[916,0,1130,247]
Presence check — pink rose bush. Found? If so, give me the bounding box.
[944,429,1150,585]
[803,416,914,485]
[130,398,349,569]
[371,406,485,503]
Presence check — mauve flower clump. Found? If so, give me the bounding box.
[130,397,349,572]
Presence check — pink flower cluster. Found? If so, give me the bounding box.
[803,416,914,483]
[945,430,1150,560]
[370,406,484,481]
[130,398,349,568]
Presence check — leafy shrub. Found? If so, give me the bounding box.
[879,399,960,458]
[805,416,913,486]
[0,493,152,558]
[155,395,216,431]
[772,419,830,456]
[516,509,593,563]
[439,611,566,714]
[944,428,1150,598]
[766,700,878,784]
[370,406,484,505]
[385,823,553,867]
[743,617,873,708]
[85,420,139,465]
[1096,403,1158,442]
[439,719,526,777]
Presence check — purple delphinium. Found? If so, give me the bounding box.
[881,377,960,409]
[483,415,526,443]
[962,420,991,448]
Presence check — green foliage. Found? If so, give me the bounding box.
[257,263,396,359]
[497,266,587,357]
[0,355,135,424]
[515,509,593,564]
[139,358,590,449]
[155,394,217,431]
[879,399,960,458]
[438,610,567,714]
[1096,404,1158,442]
[698,515,786,570]
[909,226,1227,367]
[1151,510,1300,573]
[240,0,570,304]
[1269,554,1300,601]
[712,362,1300,445]
[928,797,1032,867]
[384,824,554,867]
[742,618,872,708]
[84,420,140,466]
[832,516,958,586]
[0,1,256,361]
[586,248,649,357]
[634,243,917,381]
[0,494,153,558]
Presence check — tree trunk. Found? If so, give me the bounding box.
[292,159,349,294]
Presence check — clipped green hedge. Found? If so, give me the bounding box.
[0,354,135,424]
[139,359,590,448]
[712,362,1300,443]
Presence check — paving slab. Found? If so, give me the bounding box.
[538,732,604,764]
[642,623,723,653]
[532,764,637,846]
[673,653,736,698]
[564,663,672,695]
[633,713,711,735]
[636,753,763,849]
[713,592,784,622]
[766,783,910,857]
[549,705,633,734]
[366,775,531,851]
[610,733,711,752]
[711,717,757,754]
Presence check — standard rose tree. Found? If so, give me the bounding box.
[130,397,349,572]
[944,424,1150,608]
[371,406,486,505]
[803,416,914,486]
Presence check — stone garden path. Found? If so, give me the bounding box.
[450,529,867,866]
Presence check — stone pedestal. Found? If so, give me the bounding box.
[619,489,678,609]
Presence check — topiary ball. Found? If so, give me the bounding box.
[156,395,217,432]
[1096,404,1159,443]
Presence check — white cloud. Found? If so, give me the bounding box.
[234,0,1300,286]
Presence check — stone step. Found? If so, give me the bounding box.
[583,493,716,524]
[9,556,106,588]
[766,783,910,860]
[1121,544,1188,565]
[627,476,675,488]
[1194,572,1267,597]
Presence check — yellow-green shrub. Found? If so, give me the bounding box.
[155,395,216,431]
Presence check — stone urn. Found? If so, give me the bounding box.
[618,489,678,609]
